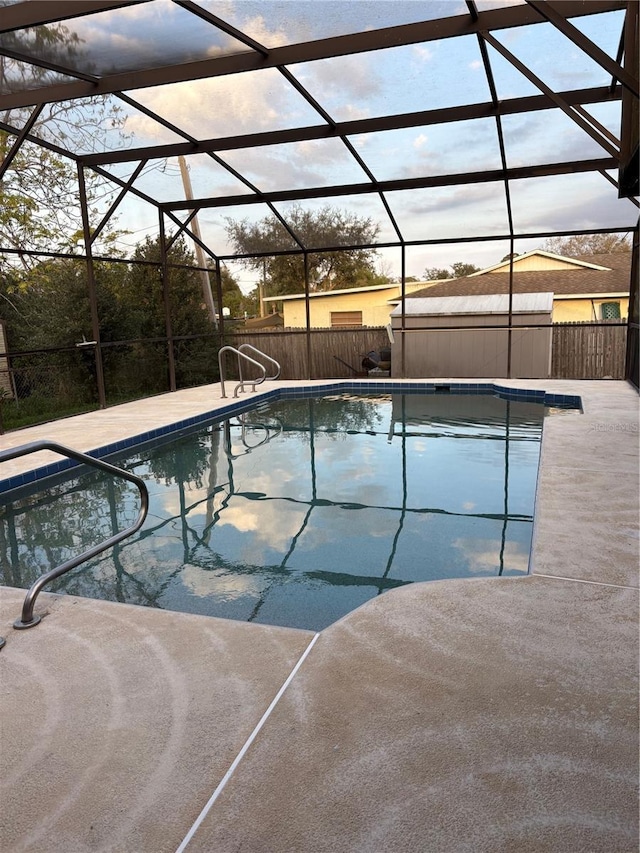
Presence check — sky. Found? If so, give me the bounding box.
[12,0,637,290]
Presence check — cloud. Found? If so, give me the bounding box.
[453,536,530,574]
[232,14,289,48]
[510,175,638,233]
[414,45,434,62]
[403,183,507,217]
[294,54,383,111]
[413,134,429,150]
[216,499,309,555]
[219,136,371,193]
[128,67,312,144]
[469,60,483,71]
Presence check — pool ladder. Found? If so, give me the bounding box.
[223,413,283,459]
[0,440,148,644]
[218,344,280,398]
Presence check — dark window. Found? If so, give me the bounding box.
[601,302,621,319]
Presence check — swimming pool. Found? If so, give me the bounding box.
[0,389,562,631]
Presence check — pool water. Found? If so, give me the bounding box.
[0,393,546,631]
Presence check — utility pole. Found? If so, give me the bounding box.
[259,257,266,317]
[178,155,217,328]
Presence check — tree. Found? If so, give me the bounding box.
[451,262,481,278]
[122,236,212,339]
[541,234,631,256]
[0,256,136,411]
[121,236,219,389]
[423,267,452,281]
[0,258,131,352]
[423,262,481,280]
[0,18,128,271]
[213,265,256,318]
[225,204,382,297]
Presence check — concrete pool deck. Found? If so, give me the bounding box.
[1,379,638,852]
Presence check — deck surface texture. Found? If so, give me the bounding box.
[1,379,638,852]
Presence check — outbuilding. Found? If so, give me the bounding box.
[390,293,553,379]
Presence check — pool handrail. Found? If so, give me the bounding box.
[237,344,281,382]
[218,345,272,398]
[0,439,149,632]
[224,413,283,459]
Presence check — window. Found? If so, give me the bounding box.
[331,311,363,327]
[600,302,621,320]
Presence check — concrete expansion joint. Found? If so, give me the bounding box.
[174,632,320,853]
[533,572,639,591]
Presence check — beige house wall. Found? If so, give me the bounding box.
[552,296,629,322]
[279,283,428,328]
[493,255,592,273]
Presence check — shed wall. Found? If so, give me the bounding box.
[390,312,552,378]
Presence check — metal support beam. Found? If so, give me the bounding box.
[507,237,515,379]
[77,164,107,408]
[0,1,144,33]
[158,212,177,392]
[0,0,624,110]
[572,104,620,147]
[172,0,269,57]
[304,253,312,381]
[483,32,620,158]
[81,86,621,167]
[400,245,406,379]
[89,159,147,245]
[215,259,225,349]
[599,169,640,207]
[526,0,639,97]
[0,103,43,181]
[475,25,516,379]
[166,210,198,253]
[161,157,619,212]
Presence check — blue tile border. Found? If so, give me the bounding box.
[0,382,582,495]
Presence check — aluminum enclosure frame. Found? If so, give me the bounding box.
[0,0,638,396]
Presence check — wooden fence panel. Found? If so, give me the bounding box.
[227,327,389,380]
[228,322,627,381]
[551,321,627,379]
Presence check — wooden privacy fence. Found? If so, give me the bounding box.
[228,327,389,379]
[228,322,627,381]
[551,321,627,380]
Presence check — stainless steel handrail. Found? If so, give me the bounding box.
[218,345,266,398]
[0,440,149,631]
[223,413,283,459]
[238,344,281,382]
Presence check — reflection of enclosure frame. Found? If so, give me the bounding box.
[0,439,149,631]
[1,397,524,627]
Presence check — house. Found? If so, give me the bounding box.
[407,251,631,322]
[262,281,433,328]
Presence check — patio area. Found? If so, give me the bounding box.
[0,378,638,852]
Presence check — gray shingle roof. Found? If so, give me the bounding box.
[409,254,632,299]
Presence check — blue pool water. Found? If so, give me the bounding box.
[1,392,550,631]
